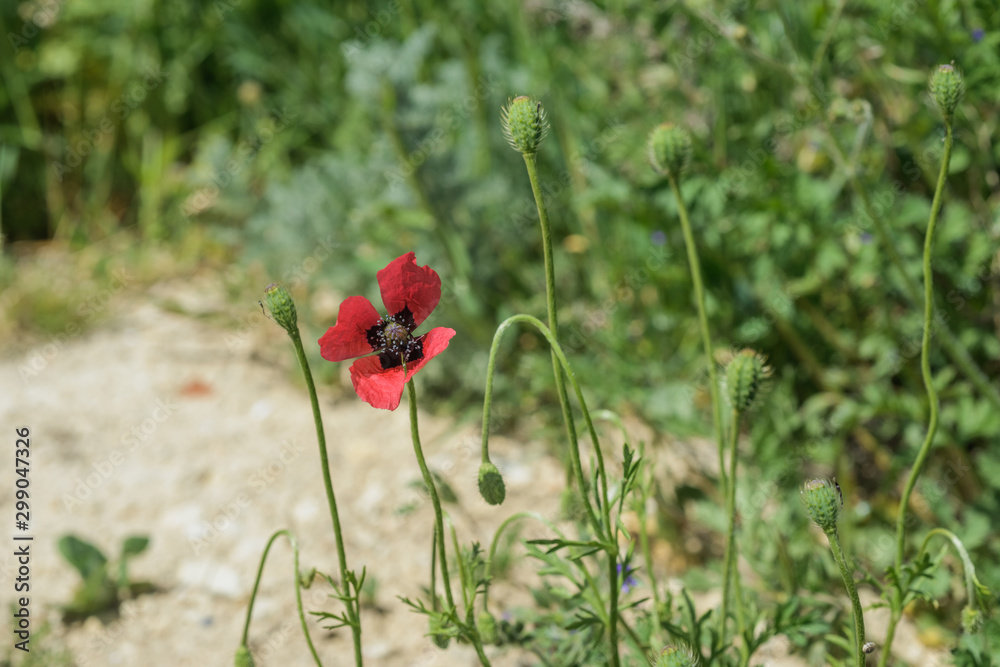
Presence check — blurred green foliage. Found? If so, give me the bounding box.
[3,0,1000,661]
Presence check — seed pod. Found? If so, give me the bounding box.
[647,123,692,178]
[929,63,965,118]
[724,349,771,413]
[477,461,506,506]
[501,96,548,155]
[801,478,843,534]
[264,283,298,336]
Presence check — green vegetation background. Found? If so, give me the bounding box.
[2,0,998,658]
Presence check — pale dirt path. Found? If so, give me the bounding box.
[0,277,944,666]
[0,279,566,666]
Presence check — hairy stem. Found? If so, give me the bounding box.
[828,529,867,667]
[290,333,362,665]
[241,530,323,667]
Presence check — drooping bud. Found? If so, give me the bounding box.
[929,63,965,118]
[962,606,984,634]
[652,644,698,667]
[801,478,843,534]
[234,645,255,667]
[429,615,450,649]
[647,123,691,178]
[477,461,506,506]
[501,96,548,155]
[724,349,771,413]
[263,283,299,336]
[476,610,499,645]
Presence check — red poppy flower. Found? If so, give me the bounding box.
[318,252,456,411]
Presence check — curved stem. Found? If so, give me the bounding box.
[918,528,980,606]
[481,314,618,663]
[521,153,586,492]
[893,120,952,570]
[666,175,726,497]
[828,529,867,667]
[290,333,362,665]
[407,379,456,612]
[241,530,323,667]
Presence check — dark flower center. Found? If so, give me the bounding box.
[365,307,424,370]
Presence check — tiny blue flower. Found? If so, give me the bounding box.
[617,562,638,594]
[972,28,984,42]
[651,230,667,246]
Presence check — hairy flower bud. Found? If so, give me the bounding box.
[476,610,499,645]
[648,123,692,178]
[962,606,984,634]
[801,478,843,533]
[725,349,770,413]
[264,283,299,336]
[929,63,965,118]
[652,644,698,667]
[234,645,255,667]
[477,461,506,505]
[429,615,450,649]
[501,96,548,155]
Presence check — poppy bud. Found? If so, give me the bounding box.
[962,606,984,634]
[477,461,506,505]
[648,123,691,178]
[429,615,451,649]
[652,644,697,666]
[801,478,843,534]
[724,349,770,413]
[234,645,255,667]
[501,96,548,155]
[476,610,499,645]
[264,283,298,336]
[929,63,964,118]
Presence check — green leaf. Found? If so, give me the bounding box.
[121,535,150,558]
[58,535,107,581]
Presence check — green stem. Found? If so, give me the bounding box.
[521,152,586,494]
[722,409,748,662]
[407,380,456,613]
[918,528,980,608]
[290,333,362,666]
[882,118,953,665]
[829,120,1000,410]
[480,313,618,663]
[876,606,900,667]
[241,530,323,667]
[893,120,951,571]
[667,175,726,493]
[637,469,663,646]
[828,529,867,667]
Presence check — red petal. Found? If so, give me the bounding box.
[403,327,456,383]
[377,252,441,327]
[350,356,407,410]
[318,296,381,362]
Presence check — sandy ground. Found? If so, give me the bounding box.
[0,277,946,666]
